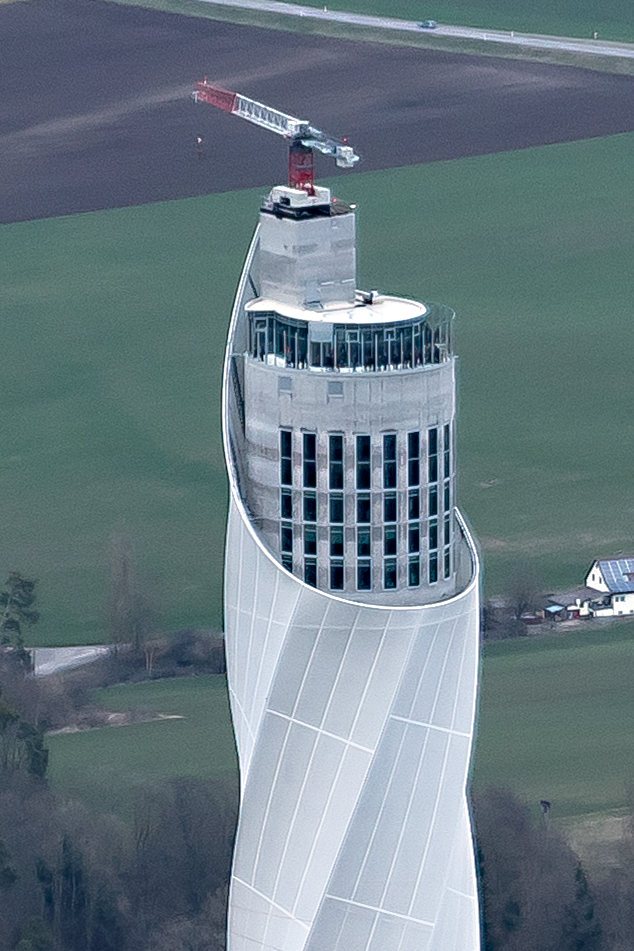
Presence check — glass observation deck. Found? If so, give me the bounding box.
[245,300,454,373]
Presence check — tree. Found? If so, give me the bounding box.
[562,863,601,951]
[504,561,542,620]
[0,688,48,777]
[13,918,53,951]
[109,532,158,654]
[147,890,227,951]
[143,634,169,678]
[473,787,603,951]
[0,573,39,673]
[0,838,17,890]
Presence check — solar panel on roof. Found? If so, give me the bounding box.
[598,558,634,592]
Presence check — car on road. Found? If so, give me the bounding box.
[418,19,437,28]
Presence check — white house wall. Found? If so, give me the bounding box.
[585,562,608,592]
[612,593,634,615]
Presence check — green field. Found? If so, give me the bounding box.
[104,0,634,61]
[46,675,238,813]
[280,0,634,43]
[474,621,634,817]
[46,620,634,820]
[3,132,634,646]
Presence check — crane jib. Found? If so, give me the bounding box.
[233,94,308,139]
[193,79,359,188]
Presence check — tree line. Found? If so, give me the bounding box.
[1,565,634,949]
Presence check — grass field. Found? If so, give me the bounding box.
[474,620,634,817]
[46,675,238,814]
[0,190,257,644]
[279,0,634,43]
[100,0,634,76]
[104,0,634,47]
[46,619,634,820]
[2,132,634,646]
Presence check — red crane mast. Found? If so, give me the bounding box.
[193,79,359,193]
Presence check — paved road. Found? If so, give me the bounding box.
[202,0,634,60]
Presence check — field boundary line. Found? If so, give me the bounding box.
[100,0,634,75]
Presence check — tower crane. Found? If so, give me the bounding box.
[192,79,359,193]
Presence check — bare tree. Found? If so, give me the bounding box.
[109,531,158,654]
[473,787,601,951]
[504,561,543,620]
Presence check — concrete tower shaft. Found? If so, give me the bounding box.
[229,185,459,603]
[222,183,481,951]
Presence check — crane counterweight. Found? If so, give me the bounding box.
[193,78,359,192]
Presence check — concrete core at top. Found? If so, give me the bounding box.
[258,185,356,309]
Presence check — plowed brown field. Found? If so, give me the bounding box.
[3,0,634,223]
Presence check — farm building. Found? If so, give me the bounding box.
[585,557,634,615]
[545,557,634,619]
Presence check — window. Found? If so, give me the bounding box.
[330,528,344,558]
[429,520,438,551]
[282,555,293,573]
[429,553,438,584]
[330,494,344,523]
[443,423,451,479]
[304,559,317,587]
[384,528,397,556]
[310,339,334,369]
[444,515,451,546]
[444,482,450,513]
[408,490,420,521]
[357,494,371,523]
[281,524,293,553]
[329,434,344,490]
[330,561,344,590]
[251,314,451,372]
[384,559,397,589]
[303,492,316,522]
[358,560,372,590]
[357,528,371,558]
[383,434,397,488]
[409,558,420,587]
[444,549,451,579]
[281,489,292,520]
[356,435,371,489]
[429,486,438,517]
[384,494,397,523]
[428,427,438,483]
[304,527,317,556]
[280,430,292,485]
[303,433,316,488]
[408,431,420,486]
[409,525,420,554]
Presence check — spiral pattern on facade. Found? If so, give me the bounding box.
[222,185,481,951]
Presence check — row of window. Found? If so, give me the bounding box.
[251,314,451,372]
[280,521,450,557]
[280,552,451,589]
[280,428,451,491]
[281,487,451,524]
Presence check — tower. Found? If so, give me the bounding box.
[222,182,481,951]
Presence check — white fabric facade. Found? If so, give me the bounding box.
[223,495,481,951]
[222,191,481,951]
